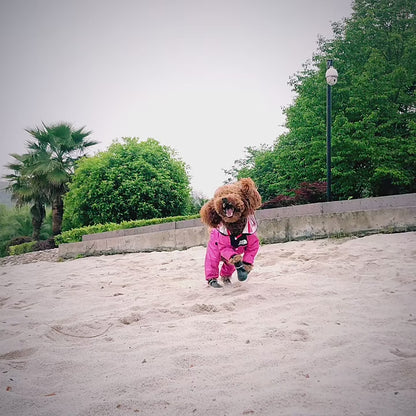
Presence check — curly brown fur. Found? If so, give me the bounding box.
[228,254,243,264]
[224,217,247,236]
[200,178,262,235]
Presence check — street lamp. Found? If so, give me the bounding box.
[325,59,338,202]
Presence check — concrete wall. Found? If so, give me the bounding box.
[256,193,416,243]
[58,193,416,259]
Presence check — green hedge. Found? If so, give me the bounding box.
[9,241,36,256]
[55,214,200,244]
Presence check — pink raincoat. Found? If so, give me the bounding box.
[204,215,260,281]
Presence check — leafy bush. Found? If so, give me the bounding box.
[62,138,192,229]
[261,194,296,208]
[9,241,36,256]
[293,182,327,204]
[55,214,200,244]
[261,182,326,209]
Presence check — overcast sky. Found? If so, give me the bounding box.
[0,0,353,197]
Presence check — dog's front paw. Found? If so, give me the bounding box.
[234,261,248,281]
[229,254,243,264]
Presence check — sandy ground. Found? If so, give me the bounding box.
[1,232,416,416]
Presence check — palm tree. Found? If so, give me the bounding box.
[24,122,97,235]
[5,122,97,237]
[5,153,48,240]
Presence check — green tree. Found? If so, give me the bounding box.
[329,0,416,197]
[62,138,192,229]
[224,144,281,201]
[5,122,97,236]
[229,0,416,200]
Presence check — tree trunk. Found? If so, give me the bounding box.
[52,195,64,236]
[30,201,46,241]
[32,217,41,241]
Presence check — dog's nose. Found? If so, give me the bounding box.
[222,198,228,204]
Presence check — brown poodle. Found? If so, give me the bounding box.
[200,178,262,288]
[200,177,262,233]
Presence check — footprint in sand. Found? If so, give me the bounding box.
[119,313,142,325]
[48,321,113,339]
[264,328,310,342]
[190,303,219,313]
[0,347,37,360]
[10,300,36,311]
[0,296,10,307]
[221,302,236,311]
[290,329,310,342]
[390,348,416,358]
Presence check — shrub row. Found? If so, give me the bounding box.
[55,214,200,244]
[9,241,37,256]
[8,238,57,256]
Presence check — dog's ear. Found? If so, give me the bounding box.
[200,200,222,228]
[239,178,262,213]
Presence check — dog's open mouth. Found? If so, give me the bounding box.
[222,198,236,218]
[225,207,234,218]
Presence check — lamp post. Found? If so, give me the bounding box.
[325,59,338,202]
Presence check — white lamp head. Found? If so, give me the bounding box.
[326,66,338,86]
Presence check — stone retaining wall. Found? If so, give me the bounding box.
[58,193,416,259]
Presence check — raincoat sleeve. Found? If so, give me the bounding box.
[242,233,260,265]
[217,233,238,261]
